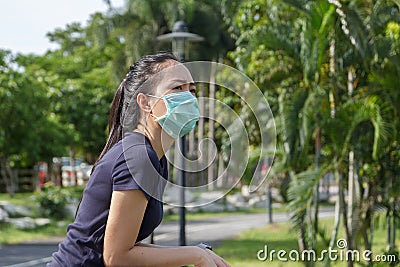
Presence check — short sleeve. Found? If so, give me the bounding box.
[113,132,168,201]
[112,151,151,200]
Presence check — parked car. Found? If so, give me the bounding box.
[53,157,92,187]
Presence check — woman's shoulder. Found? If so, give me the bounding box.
[120,132,159,162]
[96,132,161,178]
[97,133,146,163]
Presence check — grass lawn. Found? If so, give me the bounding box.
[0,188,80,245]
[214,218,398,267]
[0,192,37,206]
[0,220,70,244]
[0,186,85,206]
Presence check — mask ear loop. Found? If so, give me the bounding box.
[145,94,163,121]
[145,94,162,99]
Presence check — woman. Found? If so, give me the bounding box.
[47,53,230,267]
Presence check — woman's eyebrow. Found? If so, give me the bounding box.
[170,79,196,86]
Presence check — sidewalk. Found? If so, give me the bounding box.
[148,206,335,247]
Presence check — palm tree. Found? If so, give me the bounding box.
[225,1,398,267]
[101,0,234,77]
[326,2,399,266]
[280,2,397,266]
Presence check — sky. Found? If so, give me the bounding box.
[0,0,125,55]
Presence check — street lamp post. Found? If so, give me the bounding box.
[157,21,204,62]
[157,21,204,246]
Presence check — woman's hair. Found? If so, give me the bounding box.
[95,52,178,166]
[75,53,177,218]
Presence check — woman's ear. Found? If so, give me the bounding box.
[137,93,152,112]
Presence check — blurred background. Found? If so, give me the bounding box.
[0,0,399,266]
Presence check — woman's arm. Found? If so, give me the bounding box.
[135,243,230,267]
[103,190,229,267]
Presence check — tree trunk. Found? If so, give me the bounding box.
[298,219,307,253]
[345,67,357,267]
[306,200,315,267]
[188,127,195,159]
[188,125,195,187]
[360,180,373,266]
[0,156,15,197]
[207,63,216,190]
[386,208,391,251]
[292,169,307,258]
[198,83,205,186]
[386,175,395,254]
[367,190,375,266]
[389,183,396,254]
[69,147,77,186]
[165,148,173,184]
[347,150,360,250]
[313,127,321,241]
[217,154,225,188]
[391,203,396,253]
[339,169,352,267]
[325,167,341,267]
[173,143,179,184]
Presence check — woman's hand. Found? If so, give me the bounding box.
[194,247,231,267]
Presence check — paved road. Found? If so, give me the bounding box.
[0,208,334,267]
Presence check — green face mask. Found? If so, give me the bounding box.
[148,91,200,139]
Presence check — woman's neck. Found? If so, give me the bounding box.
[135,122,174,159]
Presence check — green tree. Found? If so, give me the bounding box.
[37,0,235,163]
[34,17,116,162]
[225,1,399,266]
[102,0,234,77]
[0,50,67,195]
[226,0,337,257]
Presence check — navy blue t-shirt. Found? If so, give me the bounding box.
[48,132,168,266]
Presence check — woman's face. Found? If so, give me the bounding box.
[149,61,197,119]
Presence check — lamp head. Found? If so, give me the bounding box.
[173,21,188,33]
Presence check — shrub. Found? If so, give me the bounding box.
[35,183,71,219]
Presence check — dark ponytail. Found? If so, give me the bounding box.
[93,80,125,166]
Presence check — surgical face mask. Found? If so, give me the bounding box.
[147,91,200,139]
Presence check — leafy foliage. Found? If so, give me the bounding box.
[225,0,400,264]
[35,183,72,219]
[0,50,67,166]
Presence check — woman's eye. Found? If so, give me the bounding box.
[171,85,196,95]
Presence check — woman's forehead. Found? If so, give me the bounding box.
[159,63,194,83]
